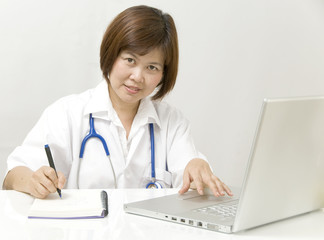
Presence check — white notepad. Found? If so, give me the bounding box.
[28,189,108,219]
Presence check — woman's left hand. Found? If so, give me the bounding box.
[179,158,233,197]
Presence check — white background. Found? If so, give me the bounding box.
[1,0,324,187]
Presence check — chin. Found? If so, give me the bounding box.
[120,95,141,105]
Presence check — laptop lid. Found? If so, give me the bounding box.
[233,96,324,231]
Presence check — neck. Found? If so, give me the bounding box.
[108,84,140,137]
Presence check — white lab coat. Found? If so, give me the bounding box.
[6,81,207,189]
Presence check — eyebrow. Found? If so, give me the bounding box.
[124,51,164,68]
[124,51,138,59]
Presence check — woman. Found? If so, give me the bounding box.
[3,5,232,199]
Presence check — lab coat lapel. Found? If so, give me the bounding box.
[125,98,160,168]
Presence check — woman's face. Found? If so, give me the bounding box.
[108,48,164,108]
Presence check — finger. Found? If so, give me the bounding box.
[179,171,191,194]
[204,177,220,197]
[212,176,233,196]
[43,167,59,187]
[33,167,57,193]
[41,175,57,193]
[57,171,66,190]
[29,177,51,199]
[223,183,233,196]
[35,183,51,198]
[193,176,204,195]
[213,176,226,196]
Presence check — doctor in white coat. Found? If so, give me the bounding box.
[3,5,232,199]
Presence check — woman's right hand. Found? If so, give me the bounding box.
[28,166,66,198]
[3,166,66,199]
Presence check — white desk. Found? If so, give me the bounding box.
[1,189,323,240]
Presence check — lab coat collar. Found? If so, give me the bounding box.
[84,81,111,120]
[83,80,161,128]
[134,95,161,128]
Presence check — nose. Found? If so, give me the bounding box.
[130,67,144,83]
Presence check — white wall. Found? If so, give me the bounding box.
[1,0,324,187]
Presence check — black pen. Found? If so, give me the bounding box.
[44,144,62,198]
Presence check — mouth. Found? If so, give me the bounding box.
[124,84,140,94]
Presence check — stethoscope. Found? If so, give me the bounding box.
[79,113,163,189]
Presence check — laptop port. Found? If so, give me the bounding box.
[180,219,186,223]
[207,224,219,230]
[171,217,177,221]
[189,220,194,225]
[197,222,203,227]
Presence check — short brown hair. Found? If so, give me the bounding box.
[100,5,179,100]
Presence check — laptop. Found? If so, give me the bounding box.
[124,96,324,233]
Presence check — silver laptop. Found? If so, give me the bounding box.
[124,96,324,233]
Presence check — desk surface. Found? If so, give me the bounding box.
[1,189,323,240]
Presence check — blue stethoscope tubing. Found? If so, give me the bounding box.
[79,113,117,188]
[145,123,163,189]
[80,113,109,158]
[79,113,161,189]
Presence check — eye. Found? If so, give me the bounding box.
[126,58,135,64]
[148,65,158,71]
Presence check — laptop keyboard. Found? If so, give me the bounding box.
[193,200,238,218]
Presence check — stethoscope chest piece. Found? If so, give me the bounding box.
[146,181,163,189]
